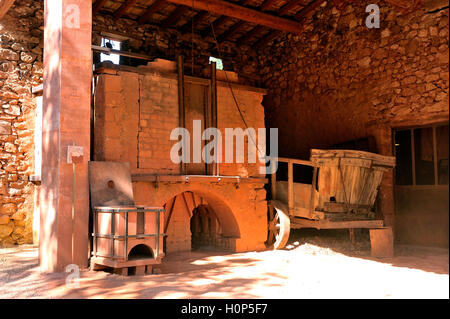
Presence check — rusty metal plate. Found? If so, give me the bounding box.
[88,161,135,209]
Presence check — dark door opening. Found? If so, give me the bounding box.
[190,205,221,251]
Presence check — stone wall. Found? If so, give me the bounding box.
[0,0,43,245]
[254,1,449,158]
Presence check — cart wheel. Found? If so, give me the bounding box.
[266,204,290,250]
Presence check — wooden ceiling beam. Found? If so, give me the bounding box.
[165,0,304,34]
[179,10,209,33]
[0,0,15,19]
[161,5,190,28]
[218,0,298,43]
[217,20,247,42]
[138,0,167,24]
[279,0,306,16]
[237,0,304,45]
[93,0,109,15]
[236,25,265,45]
[255,0,326,48]
[260,0,279,11]
[200,15,229,37]
[294,0,325,20]
[113,0,138,19]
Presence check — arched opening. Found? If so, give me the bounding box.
[128,244,153,260]
[163,191,239,254]
[190,204,222,250]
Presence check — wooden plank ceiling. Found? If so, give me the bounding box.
[92,0,326,48]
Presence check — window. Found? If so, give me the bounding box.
[100,38,121,65]
[395,124,449,186]
[209,56,223,70]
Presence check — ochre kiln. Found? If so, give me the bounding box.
[93,59,268,254]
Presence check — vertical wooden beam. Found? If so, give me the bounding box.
[410,128,416,186]
[271,170,277,200]
[309,166,318,218]
[432,126,438,185]
[177,55,186,175]
[288,162,294,216]
[210,61,218,175]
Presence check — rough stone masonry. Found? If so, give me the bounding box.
[0,0,43,245]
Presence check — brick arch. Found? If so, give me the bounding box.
[162,188,241,240]
[133,181,267,253]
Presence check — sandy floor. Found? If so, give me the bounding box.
[0,230,448,299]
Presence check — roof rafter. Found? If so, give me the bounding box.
[165,0,305,34]
[237,0,306,45]
[0,0,15,19]
[137,0,167,24]
[114,0,138,19]
[161,5,190,28]
[93,0,109,15]
[255,0,325,48]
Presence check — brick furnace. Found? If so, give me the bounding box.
[92,59,268,255]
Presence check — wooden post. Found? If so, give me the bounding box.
[288,162,293,216]
[432,126,438,185]
[410,128,416,186]
[309,166,317,218]
[210,61,218,176]
[271,171,277,200]
[177,55,186,175]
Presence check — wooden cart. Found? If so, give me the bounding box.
[267,149,396,253]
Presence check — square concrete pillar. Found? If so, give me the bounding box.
[39,0,92,272]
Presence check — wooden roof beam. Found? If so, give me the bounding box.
[199,0,253,37]
[260,0,279,11]
[237,25,265,45]
[0,0,15,19]
[138,0,167,24]
[114,0,138,19]
[93,0,108,15]
[237,0,304,45]
[279,0,307,16]
[180,10,209,33]
[217,20,247,42]
[200,15,229,37]
[294,0,325,20]
[165,0,304,34]
[161,5,190,28]
[255,0,326,48]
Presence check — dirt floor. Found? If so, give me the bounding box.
[0,229,448,299]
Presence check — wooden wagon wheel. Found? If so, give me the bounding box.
[266,204,290,250]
